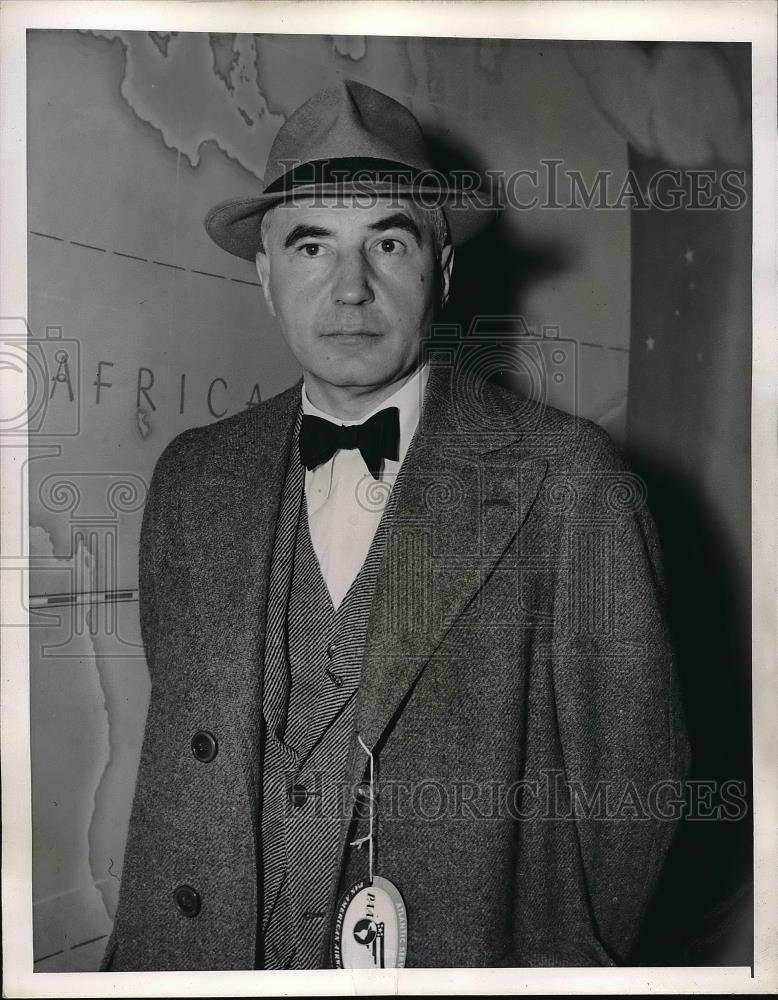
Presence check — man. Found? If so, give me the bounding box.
[102,80,690,971]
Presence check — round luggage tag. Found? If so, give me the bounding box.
[333,874,407,969]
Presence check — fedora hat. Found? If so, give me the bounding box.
[204,79,501,261]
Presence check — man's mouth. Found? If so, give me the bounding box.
[321,329,383,338]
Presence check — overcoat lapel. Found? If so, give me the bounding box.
[180,380,302,752]
[354,364,550,753]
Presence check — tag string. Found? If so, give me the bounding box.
[357,733,374,883]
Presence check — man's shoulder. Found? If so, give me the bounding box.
[477,377,642,524]
[148,379,300,484]
[476,373,627,475]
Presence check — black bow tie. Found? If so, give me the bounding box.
[299,407,400,479]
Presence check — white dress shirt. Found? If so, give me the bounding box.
[300,362,430,609]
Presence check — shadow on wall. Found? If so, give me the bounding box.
[426,129,573,388]
[626,452,753,967]
[622,104,753,968]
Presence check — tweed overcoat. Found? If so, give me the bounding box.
[102,362,690,970]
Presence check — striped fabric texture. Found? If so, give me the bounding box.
[259,406,412,969]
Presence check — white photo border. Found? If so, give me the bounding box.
[1,1,775,995]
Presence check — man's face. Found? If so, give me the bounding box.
[255,196,453,397]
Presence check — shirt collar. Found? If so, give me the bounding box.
[300,362,430,468]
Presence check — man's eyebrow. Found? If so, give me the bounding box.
[368,213,422,246]
[280,214,423,249]
[282,224,333,249]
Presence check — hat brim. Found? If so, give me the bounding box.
[204,182,501,262]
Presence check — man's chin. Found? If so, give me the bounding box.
[307,358,396,389]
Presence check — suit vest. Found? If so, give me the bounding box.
[259,408,406,969]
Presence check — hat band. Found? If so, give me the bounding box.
[263,157,441,194]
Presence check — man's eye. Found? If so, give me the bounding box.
[299,243,321,256]
[376,238,403,254]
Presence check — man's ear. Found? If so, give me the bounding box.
[254,250,276,317]
[440,243,455,309]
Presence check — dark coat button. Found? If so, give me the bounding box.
[173,884,201,917]
[289,783,308,808]
[191,730,218,763]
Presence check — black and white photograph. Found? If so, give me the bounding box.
[1,1,776,994]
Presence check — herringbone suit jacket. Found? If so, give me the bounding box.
[102,362,690,970]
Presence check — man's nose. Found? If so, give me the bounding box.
[332,250,375,306]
